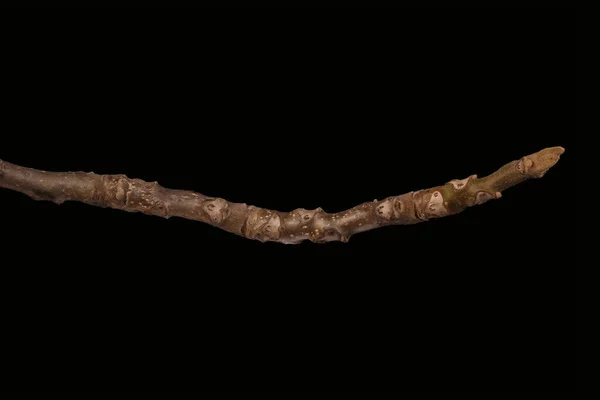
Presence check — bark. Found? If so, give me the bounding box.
[0,147,564,244]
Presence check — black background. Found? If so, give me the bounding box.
[1,7,577,393]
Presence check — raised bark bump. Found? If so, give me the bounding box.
[202,198,229,224]
[474,191,495,205]
[448,175,474,190]
[425,190,448,218]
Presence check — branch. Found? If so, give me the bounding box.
[0,147,564,244]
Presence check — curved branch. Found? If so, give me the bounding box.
[0,147,564,244]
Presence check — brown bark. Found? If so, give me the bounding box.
[0,146,564,244]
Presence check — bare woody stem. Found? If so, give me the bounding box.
[0,147,564,244]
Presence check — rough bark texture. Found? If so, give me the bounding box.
[0,147,564,244]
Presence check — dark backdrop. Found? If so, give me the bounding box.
[1,8,576,393]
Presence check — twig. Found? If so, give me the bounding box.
[0,146,564,244]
